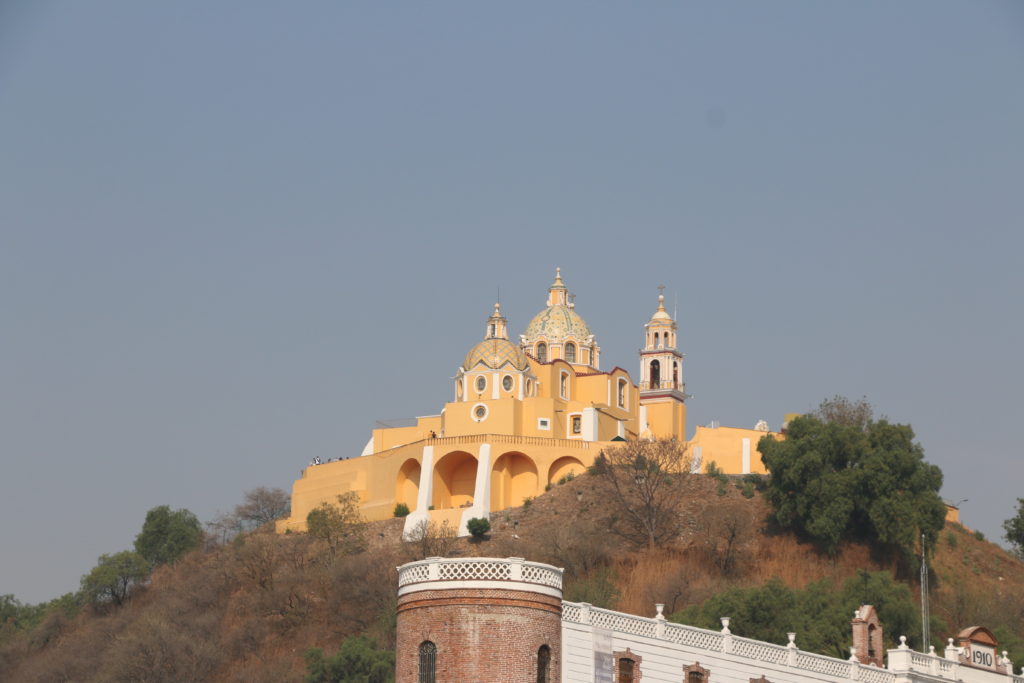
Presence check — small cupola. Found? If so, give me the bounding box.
[485,302,509,340]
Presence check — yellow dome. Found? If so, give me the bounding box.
[463,338,529,371]
[523,305,592,343]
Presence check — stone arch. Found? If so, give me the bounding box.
[432,450,477,509]
[395,459,421,509]
[548,456,585,485]
[491,451,538,511]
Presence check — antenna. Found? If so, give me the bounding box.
[920,532,930,651]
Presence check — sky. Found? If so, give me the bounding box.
[2,1,1023,604]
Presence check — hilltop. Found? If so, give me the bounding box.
[2,474,1022,682]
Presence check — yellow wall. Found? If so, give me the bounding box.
[278,435,600,532]
[278,421,781,533]
[689,425,778,475]
[644,399,687,441]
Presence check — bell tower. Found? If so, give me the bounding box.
[639,287,687,440]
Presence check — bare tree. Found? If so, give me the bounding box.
[695,498,755,575]
[234,487,291,530]
[591,439,696,548]
[812,395,874,430]
[404,519,457,560]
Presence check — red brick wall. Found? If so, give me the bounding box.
[396,587,561,683]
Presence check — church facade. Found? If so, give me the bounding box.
[277,271,777,537]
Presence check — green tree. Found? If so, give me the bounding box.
[80,551,150,606]
[759,398,946,557]
[1002,498,1024,559]
[591,438,695,548]
[134,505,203,566]
[671,572,920,657]
[306,492,367,557]
[839,571,919,649]
[304,636,394,683]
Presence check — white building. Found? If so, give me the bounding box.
[395,556,1024,683]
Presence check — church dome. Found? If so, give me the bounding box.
[522,268,594,343]
[463,337,529,371]
[523,305,592,342]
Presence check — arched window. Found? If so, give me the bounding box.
[618,378,627,408]
[560,372,569,399]
[537,644,551,683]
[418,641,436,683]
[654,332,660,348]
[475,376,486,393]
[618,658,635,683]
[502,375,514,391]
[613,649,641,683]
[673,361,679,388]
[650,360,661,388]
[565,342,576,363]
[537,342,547,362]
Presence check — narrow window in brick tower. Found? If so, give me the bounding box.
[618,658,635,683]
[418,641,436,683]
[537,644,551,683]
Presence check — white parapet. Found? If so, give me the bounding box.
[397,556,564,600]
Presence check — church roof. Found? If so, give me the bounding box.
[522,304,592,342]
[463,337,529,371]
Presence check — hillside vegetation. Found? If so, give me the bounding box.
[2,472,1022,683]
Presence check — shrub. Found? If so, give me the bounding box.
[974,529,986,542]
[466,518,490,539]
[305,636,394,683]
[393,503,410,518]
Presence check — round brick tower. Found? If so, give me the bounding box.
[395,556,563,683]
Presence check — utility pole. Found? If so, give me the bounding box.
[920,532,930,651]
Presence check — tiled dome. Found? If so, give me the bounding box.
[522,305,592,343]
[463,338,529,371]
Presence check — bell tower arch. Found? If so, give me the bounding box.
[639,287,687,441]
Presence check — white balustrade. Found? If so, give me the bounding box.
[397,556,563,590]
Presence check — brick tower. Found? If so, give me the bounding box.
[395,556,563,683]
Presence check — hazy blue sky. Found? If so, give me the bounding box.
[2,1,1022,603]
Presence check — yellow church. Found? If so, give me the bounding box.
[277,270,778,537]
